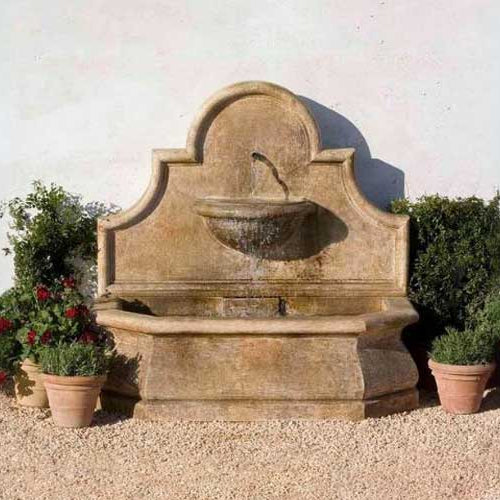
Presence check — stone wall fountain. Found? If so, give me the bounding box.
[95,81,419,420]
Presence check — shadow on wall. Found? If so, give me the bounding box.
[300,97,405,210]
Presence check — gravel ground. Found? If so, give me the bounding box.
[1,384,500,500]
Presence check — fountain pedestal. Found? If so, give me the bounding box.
[96,81,418,420]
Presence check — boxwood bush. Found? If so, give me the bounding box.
[391,194,500,344]
[478,288,500,333]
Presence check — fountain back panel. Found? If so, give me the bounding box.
[95,81,419,420]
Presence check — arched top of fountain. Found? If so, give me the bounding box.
[186,81,321,163]
[97,81,410,300]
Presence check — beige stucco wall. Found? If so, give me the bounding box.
[1,0,499,291]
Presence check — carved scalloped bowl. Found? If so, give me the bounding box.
[193,197,316,255]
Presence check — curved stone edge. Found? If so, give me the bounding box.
[95,297,417,336]
[358,298,419,400]
[186,80,321,162]
[340,151,409,292]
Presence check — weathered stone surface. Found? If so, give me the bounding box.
[96,81,419,420]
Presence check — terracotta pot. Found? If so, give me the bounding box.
[43,374,107,428]
[429,359,495,414]
[14,358,49,408]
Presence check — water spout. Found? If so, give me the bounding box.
[250,151,290,200]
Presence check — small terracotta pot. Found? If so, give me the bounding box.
[429,359,495,414]
[14,358,49,408]
[43,374,107,428]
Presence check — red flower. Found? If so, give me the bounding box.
[79,330,97,344]
[65,307,79,319]
[41,330,52,345]
[0,317,12,334]
[62,276,75,289]
[36,286,51,302]
[0,371,7,385]
[27,330,36,346]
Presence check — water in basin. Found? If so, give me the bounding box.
[121,296,383,318]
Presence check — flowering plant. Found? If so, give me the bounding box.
[16,279,103,361]
[0,278,104,384]
[0,316,17,383]
[0,285,30,383]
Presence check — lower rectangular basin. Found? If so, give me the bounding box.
[95,297,419,421]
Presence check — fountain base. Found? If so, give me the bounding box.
[96,297,419,421]
[102,390,418,421]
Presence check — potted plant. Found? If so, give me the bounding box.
[0,181,117,404]
[40,342,108,427]
[0,285,47,406]
[391,195,500,390]
[13,284,53,408]
[0,314,18,388]
[12,278,103,407]
[429,323,498,414]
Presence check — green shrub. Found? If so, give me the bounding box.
[39,343,109,377]
[391,194,500,343]
[476,289,500,337]
[430,326,498,365]
[0,180,117,290]
[0,330,18,377]
[0,287,27,376]
[0,285,33,330]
